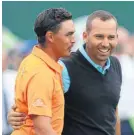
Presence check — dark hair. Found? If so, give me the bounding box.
[86,10,118,31]
[34,8,72,45]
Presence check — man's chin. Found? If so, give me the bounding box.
[97,56,109,62]
[97,56,109,63]
[98,54,110,60]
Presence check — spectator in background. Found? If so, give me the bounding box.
[2,49,16,135]
[128,35,134,58]
[114,27,134,135]
[7,40,37,70]
[114,26,130,58]
[7,49,22,70]
[17,40,38,57]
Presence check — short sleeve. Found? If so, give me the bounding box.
[27,70,53,117]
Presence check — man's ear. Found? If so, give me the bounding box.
[45,31,54,43]
[83,31,88,43]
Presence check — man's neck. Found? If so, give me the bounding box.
[38,44,59,62]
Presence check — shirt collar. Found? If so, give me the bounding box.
[79,44,110,74]
[32,45,62,74]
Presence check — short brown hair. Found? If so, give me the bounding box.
[86,10,118,31]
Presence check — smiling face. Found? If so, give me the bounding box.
[83,17,118,66]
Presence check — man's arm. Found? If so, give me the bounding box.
[31,115,56,135]
[115,107,121,135]
[27,71,56,135]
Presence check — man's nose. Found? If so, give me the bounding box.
[102,38,109,47]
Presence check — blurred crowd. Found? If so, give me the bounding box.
[2,22,134,135]
[114,27,134,135]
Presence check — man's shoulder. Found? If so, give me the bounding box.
[20,53,52,72]
[110,56,121,66]
[110,55,122,82]
[18,57,53,82]
[20,53,44,67]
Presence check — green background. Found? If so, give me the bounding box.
[2,1,134,40]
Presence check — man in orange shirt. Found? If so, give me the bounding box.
[11,8,75,135]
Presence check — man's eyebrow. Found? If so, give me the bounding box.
[65,31,75,35]
[94,34,104,37]
[108,35,116,37]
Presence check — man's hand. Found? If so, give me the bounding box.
[7,104,26,130]
[115,107,121,135]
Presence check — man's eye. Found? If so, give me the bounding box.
[66,34,71,36]
[95,35,103,39]
[65,32,74,37]
[109,36,115,39]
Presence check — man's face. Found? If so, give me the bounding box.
[83,18,118,65]
[52,20,75,58]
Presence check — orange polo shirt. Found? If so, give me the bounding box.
[11,45,64,135]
